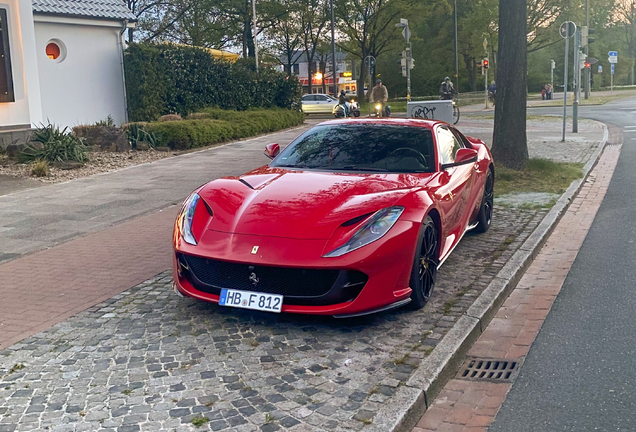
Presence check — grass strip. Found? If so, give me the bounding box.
[495,158,584,198]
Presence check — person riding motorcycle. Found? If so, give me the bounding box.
[338,90,349,117]
[439,77,455,100]
[370,79,389,117]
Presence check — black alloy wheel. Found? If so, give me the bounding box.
[410,215,439,309]
[475,168,494,233]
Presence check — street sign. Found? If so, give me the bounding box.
[598,65,602,73]
[608,51,618,56]
[401,27,411,43]
[611,63,615,74]
[608,56,618,64]
[559,21,576,38]
[587,58,598,65]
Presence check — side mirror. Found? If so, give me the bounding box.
[441,148,478,170]
[264,143,280,159]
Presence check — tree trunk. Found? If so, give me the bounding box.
[491,0,528,170]
[244,19,255,58]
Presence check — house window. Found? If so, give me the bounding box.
[0,9,14,103]
[292,64,299,75]
[45,39,66,62]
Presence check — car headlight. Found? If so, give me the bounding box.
[323,206,404,257]
[375,104,382,110]
[177,192,200,245]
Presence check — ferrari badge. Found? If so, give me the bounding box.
[251,246,259,254]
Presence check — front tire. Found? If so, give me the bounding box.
[474,168,494,233]
[409,216,439,309]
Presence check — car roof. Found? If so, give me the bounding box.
[317,118,445,129]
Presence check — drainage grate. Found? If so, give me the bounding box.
[456,357,523,383]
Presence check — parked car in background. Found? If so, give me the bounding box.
[301,94,339,114]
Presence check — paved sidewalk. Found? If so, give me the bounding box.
[410,129,622,432]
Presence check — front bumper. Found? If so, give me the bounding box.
[173,221,419,316]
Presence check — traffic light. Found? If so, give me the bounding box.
[581,26,596,47]
[483,59,489,69]
[408,57,415,70]
[400,50,407,77]
[579,52,587,69]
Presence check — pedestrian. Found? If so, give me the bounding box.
[370,79,389,116]
[541,84,547,100]
[547,84,553,100]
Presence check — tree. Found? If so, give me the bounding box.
[334,0,410,99]
[300,0,329,95]
[155,0,231,48]
[263,0,304,76]
[613,1,636,83]
[491,0,528,169]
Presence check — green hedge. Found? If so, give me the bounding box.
[143,108,305,150]
[124,44,303,122]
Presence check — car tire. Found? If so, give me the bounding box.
[409,215,439,309]
[474,168,494,233]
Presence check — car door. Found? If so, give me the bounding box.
[315,95,333,113]
[302,95,317,113]
[434,125,475,259]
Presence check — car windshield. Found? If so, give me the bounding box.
[272,124,436,173]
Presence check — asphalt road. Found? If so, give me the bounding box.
[490,99,636,430]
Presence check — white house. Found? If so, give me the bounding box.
[0,0,134,147]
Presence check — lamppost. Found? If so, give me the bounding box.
[252,0,259,71]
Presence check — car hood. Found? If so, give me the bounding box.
[199,166,433,239]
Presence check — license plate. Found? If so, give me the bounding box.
[219,289,283,313]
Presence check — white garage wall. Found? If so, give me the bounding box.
[34,18,127,128]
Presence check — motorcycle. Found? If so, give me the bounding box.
[333,99,361,118]
[374,102,391,118]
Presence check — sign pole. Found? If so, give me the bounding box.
[573,29,579,133]
[562,34,568,142]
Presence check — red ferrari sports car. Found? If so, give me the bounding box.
[173,118,494,318]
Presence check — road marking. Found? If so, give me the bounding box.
[623,125,636,129]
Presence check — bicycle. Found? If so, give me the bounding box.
[451,99,460,125]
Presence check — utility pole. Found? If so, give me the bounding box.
[483,38,488,108]
[396,19,412,101]
[584,0,589,99]
[330,0,337,96]
[454,0,458,84]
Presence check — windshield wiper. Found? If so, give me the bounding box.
[276,164,311,168]
[336,166,389,172]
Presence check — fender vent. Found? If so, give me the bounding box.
[456,357,522,383]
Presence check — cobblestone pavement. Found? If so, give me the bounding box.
[0,205,545,432]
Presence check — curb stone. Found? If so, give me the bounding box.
[372,122,610,432]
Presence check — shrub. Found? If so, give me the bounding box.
[95,115,114,127]
[126,123,160,149]
[159,114,182,122]
[19,124,88,163]
[186,112,211,120]
[145,108,304,150]
[124,43,303,121]
[31,160,48,177]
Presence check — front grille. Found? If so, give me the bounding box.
[178,253,367,306]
